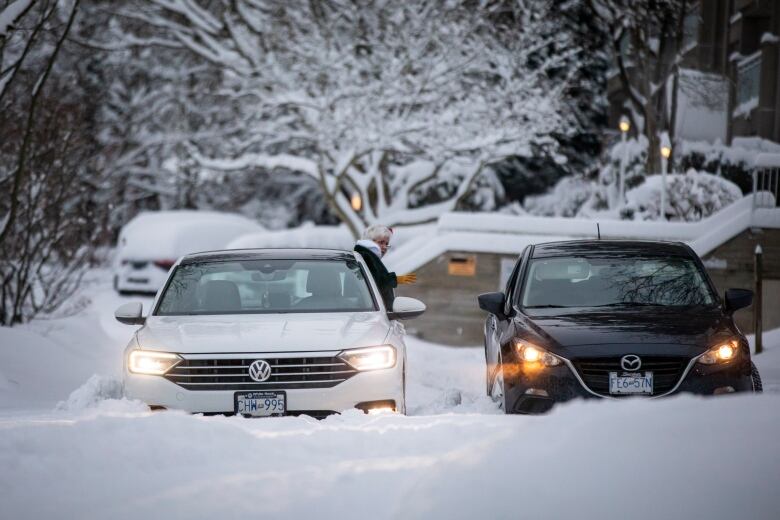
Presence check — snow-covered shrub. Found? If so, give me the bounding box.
[624,170,742,221]
[677,138,780,194]
[523,176,597,217]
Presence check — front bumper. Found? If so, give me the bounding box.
[124,359,404,415]
[115,264,168,294]
[503,357,753,414]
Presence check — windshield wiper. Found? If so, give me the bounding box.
[524,305,570,309]
[592,302,660,308]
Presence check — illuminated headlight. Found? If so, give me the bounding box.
[697,341,739,365]
[513,340,562,367]
[128,350,182,375]
[339,346,396,371]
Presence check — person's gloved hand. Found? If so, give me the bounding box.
[397,273,417,285]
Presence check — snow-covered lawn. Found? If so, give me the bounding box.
[1,271,779,519]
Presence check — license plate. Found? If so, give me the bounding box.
[609,372,653,395]
[234,391,286,417]
[127,278,149,284]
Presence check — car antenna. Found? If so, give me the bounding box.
[596,222,601,240]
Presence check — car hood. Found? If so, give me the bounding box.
[136,312,390,353]
[517,307,734,354]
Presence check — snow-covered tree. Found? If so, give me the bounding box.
[587,0,692,173]
[0,0,107,325]
[108,0,572,237]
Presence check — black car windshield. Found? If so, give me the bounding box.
[521,255,716,308]
[156,258,376,315]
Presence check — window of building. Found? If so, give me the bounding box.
[683,3,701,50]
[736,52,761,113]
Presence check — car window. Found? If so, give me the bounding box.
[521,255,716,308]
[156,258,377,315]
[503,250,525,315]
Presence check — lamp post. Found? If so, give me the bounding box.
[618,116,630,204]
[659,132,672,221]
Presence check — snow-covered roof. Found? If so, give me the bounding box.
[384,195,780,273]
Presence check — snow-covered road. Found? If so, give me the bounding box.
[1,272,779,519]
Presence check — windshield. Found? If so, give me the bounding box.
[156,258,376,315]
[521,256,716,309]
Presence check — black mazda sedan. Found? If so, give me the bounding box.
[478,240,762,414]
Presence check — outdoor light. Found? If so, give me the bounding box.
[350,192,362,211]
[660,145,672,159]
[619,116,630,133]
[339,346,396,371]
[128,350,182,375]
[513,340,562,367]
[697,341,739,365]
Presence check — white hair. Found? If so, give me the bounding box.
[362,225,393,242]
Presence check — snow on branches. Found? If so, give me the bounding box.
[114,0,571,236]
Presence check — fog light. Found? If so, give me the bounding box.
[355,400,396,414]
[524,388,549,397]
[713,386,735,395]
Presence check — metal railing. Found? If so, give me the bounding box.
[752,155,780,210]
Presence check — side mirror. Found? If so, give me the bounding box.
[115,302,145,325]
[387,296,426,320]
[478,292,506,317]
[724,288,752,313]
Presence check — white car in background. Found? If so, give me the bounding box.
[115,249,425,417]
[114,211,262,294]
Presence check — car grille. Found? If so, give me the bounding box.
[573,356,689,397]
[164,355,358,391]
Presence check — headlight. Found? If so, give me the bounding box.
[513,340,562,367]
[339,346,396,371]
[697,340,739,365]
[128,350,182,375]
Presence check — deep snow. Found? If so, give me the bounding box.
[1,271,779,519]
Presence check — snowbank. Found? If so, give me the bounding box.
[228,223,437,252]
[227,224,354,250]
[1,392,778,519]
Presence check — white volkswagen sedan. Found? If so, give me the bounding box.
[115,249,425,417]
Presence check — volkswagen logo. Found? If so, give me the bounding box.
[620,354,642,371]
[248,360,272,382]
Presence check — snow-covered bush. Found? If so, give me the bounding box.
[523,176,598,217]
[679,137,780,194]
[624,170,742,221]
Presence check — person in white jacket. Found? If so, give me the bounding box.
[353,225,416,308]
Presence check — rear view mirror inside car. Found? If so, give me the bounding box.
[534,259,590,281]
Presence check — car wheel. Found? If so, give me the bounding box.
[490,353,507,412]
[484,341,492,396]
[751,361,763,393]
[400,362,407,415]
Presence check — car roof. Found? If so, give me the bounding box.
[179,248,356,265]
[531,239,695,259]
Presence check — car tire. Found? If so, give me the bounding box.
[484,341,492,396]
[751,361,763,393]
[490,353,507,412]
[400,362,407,415]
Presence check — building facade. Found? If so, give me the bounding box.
[608,0,780,144]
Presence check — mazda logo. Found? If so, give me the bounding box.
[248,360,272,382]
[621,355,642,371]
